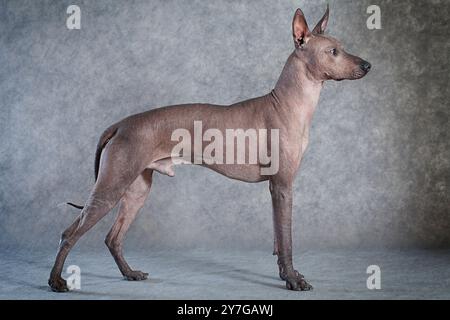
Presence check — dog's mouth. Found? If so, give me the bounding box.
[324,64,371,81]
[325,72,344,82]
[350,69,369,80]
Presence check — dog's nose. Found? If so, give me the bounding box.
[360,61,372,73]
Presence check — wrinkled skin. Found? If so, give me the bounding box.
[49,5,370,292]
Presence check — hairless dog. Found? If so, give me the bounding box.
[49,5,371,292]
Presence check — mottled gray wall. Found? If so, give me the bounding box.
[0,0,449,251]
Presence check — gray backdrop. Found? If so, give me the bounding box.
[1,0,449,252]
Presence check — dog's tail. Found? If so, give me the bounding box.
[94,125,118,181]
[66,125,119,210]
[67,202,84,209]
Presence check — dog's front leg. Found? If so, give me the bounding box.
[270,179,312,291]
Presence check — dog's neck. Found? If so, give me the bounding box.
[272,52,323,125]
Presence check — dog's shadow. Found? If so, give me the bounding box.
[178,255,284,290]
[78,254,284,291]
[37,255,284,296]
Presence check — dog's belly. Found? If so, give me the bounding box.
[147,158,268,183]
[203,163,269,183]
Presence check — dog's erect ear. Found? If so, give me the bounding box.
[292,8,310,48]
[312,4,329,34]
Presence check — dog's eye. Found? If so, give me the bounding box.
[329,48,337,56]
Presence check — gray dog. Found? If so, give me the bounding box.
[49,5,371,292]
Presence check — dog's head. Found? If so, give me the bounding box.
[291,5,371,81]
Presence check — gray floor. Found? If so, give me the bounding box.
[0,247,449,299]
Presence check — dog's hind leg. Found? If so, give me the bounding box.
[105,169,153,281]
[48,139,145,292]
[49,190,126,292]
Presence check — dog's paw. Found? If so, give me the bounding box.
[280,269,304,281]
[123,270,149,281]
[48,276,69,292]
[284,272,313,291]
